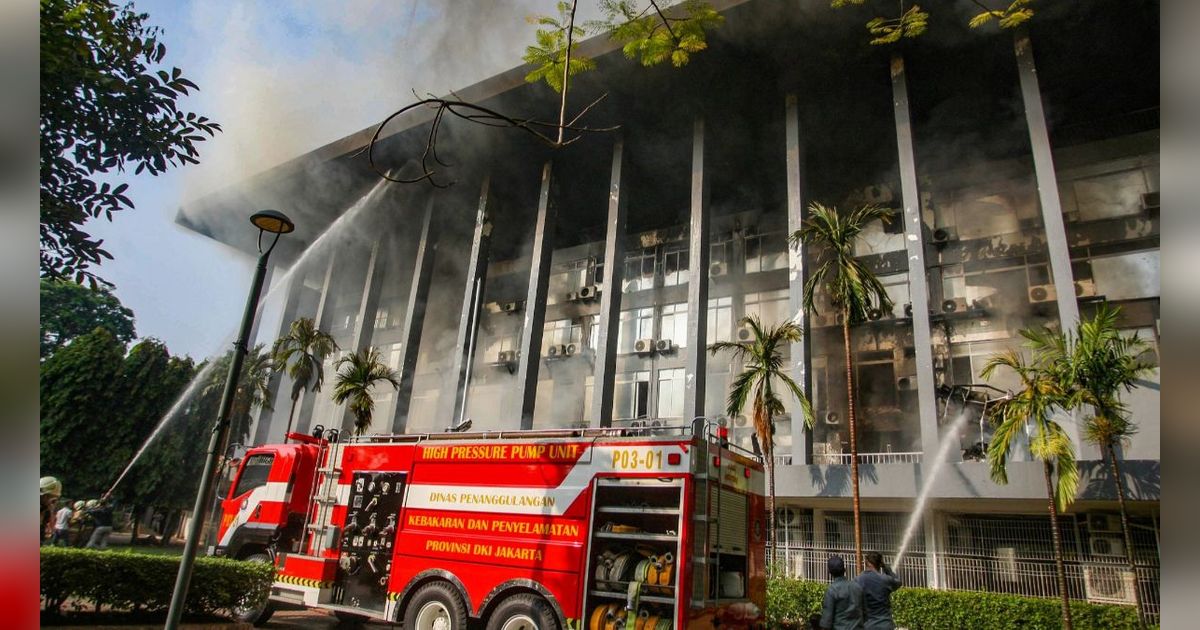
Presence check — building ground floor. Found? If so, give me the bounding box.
[769,499,1161,621]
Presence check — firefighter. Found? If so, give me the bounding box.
[39,476,62,544]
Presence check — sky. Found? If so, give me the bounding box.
[86,0,566,360]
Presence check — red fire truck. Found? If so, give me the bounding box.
[215,421,766,629]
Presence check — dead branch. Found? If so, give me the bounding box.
[356,94,617,188]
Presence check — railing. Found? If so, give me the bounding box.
[768,545,1159,621]
[815,452,924,465]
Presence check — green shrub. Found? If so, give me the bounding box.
[768,576,1144,630]
[40,547,274,619]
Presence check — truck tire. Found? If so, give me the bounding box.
[485,594,559,630]
[232,552,275,626]
[404,582,469,630]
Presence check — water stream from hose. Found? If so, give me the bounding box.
[103,176,392,498]
[894,409,971,568]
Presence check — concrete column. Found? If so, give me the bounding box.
[339,236,387,435]
[253,265,303,445]
[445,177,493,427]
[683,117,711,423]
[591,138,629,427]
[890,53,941,461]
[923,509,941,588]
[785,94,813,465]
[1014,30,1087,454]
[391,199,437,433]
[515,162,557,428]
[295,251,338,435]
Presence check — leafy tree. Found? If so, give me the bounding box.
[40,278,135,359]
[709,315,814,548]
[1065,305,1153,627]
[332,347,400,436]
[40,0,220,286]
[108,340,195,540]
[40,327,127,499]
[983,331,1079,630]
[790,202,893,570]
[271,318,339,440]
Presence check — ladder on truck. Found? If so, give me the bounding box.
[300,438,345,556]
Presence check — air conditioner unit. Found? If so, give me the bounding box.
[1028,284,1057,304]
[737,325,754,342]
[777,507,799,526]
[897,376,917,391]
[1084,565,1138,605]
[823,411,840,426]
[546,344,568,358]
[931,227,956,245]
[656,339,674,353]
[733,414,748,427]
[1088,513,1121,534]
[495,350,516,364]
[995,547,1019,583]
[1075,279,1097,298]
[577,285,599,300]
[565,343,578,356]
[1089,535,1126,558]
[634,338,656,355]
[941,297,968,314]
[1140,191,1160,211]
[710,262,728,278]
[501,301,522,314]
[565,291,579,302]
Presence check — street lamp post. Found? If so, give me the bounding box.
[164,210,294,630]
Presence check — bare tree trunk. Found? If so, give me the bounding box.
[843,313,863,571]
[1044,460,1075,630]
[766,433,776,552]
[1108,442,1146,628]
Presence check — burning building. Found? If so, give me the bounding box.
[180,0,1160,619]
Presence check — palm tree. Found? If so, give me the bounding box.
[200,344,274,445]
[271,317,338,440]
[709,315,814,549]
[789,202,893,569]
[1065,305,1152,627]
[332,347,400,436]
[983,330,1079,630]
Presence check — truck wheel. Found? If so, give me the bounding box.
[233,552,275,626]
[404,582,469,630]
[485,594,559,630]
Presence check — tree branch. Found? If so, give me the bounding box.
[557,0,579,145]
[648,0,681,44]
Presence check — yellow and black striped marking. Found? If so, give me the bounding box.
[388,591,402,601]
[276,574,333,589]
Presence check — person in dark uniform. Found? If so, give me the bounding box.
[819,554,864,630]
[854,552,903,630]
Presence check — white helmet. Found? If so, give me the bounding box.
[73,500,85,510]
[85,499,99,509]
[40,476,63,498]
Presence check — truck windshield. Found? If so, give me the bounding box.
[232,454,274,497]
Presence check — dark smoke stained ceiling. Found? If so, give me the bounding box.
[177,0,1158,264]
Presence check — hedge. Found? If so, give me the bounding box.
[767,576,1146,630]
[40,547,274,619]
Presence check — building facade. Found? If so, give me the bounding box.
[181,0,1161,618]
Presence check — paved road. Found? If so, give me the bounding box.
[264,605,398,629]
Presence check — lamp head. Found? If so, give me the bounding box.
[250,209,295,234]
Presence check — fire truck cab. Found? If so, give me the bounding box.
[216,421,766,629]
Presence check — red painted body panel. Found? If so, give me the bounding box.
[220,433,766,628]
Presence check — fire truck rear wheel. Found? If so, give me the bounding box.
[485,594,559,630]
[233,552,275,626]
[405,582,469,630]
